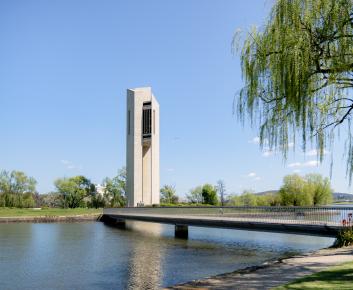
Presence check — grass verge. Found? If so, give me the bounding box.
[0,207,102,217]
[274,261,353,289]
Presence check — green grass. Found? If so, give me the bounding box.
[0,207,102,217]
[332,201,353,205]
[274,261,353,289]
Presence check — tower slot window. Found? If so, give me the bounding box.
[142,103,152,139]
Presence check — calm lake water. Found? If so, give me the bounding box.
[0,221,333,290]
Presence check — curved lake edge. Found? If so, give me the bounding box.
[166,245,353,289]
[0,214,102,223]
[0,218,338,288]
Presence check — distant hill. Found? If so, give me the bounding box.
[333,192,353,201]
[255,190,278,196]
[254,190,353,201]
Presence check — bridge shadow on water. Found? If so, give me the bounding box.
[99,219,334,289]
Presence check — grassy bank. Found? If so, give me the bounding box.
[332,201,353,205]
[0,207,102,217]
[275,261,353,289]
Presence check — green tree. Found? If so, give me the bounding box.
[54,176,94,208]
[279,174,312,206]
[160,185,179,204]
[236,0,353,182]
[202,184,218,205]
[22,192,35,208]
[228,190,260,206]
[239,190,258,206]
[0,170,37,207]
[228,194,241,206]
[261,193,281,206]
[186,186,203,203]
[90,194,106,209]
[0,170,36,195]
[279,173,333,206]
[115,167,126,196]
[103,168,127,207]
[305,173,333,205]
[255,195,271,206]
[229,191,281,206]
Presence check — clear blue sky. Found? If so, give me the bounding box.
[0,0,350,196]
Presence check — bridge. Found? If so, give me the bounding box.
[102,206,353,238]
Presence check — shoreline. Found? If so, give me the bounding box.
[166,245,353,290]
[0,214,102,223]
[2,216,351,289]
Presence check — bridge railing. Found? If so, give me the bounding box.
[104,206,353,226]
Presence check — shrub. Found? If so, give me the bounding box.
[334,227,353,247]
[89,194,106,209]
[22,193,35,208]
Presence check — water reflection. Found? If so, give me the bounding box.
[0,221,334,289]
[126,223,164,289]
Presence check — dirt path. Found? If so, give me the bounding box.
[166,246,353,290]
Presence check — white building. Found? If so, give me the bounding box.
[95,184,106,197]
[126,87,160,207]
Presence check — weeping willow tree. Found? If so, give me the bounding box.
[236,0,353,182]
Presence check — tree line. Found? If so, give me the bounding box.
[0,168,127,209]
[0,168,333,208]
[161,174,333,206]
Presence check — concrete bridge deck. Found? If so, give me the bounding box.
[103,206,353,238]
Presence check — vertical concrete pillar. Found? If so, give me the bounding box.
[126,87,160,207]
[175,224,188,239]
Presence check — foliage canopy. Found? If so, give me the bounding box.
[54,175,94,208]
[228,173,332,206]
[186,186,204,203]
[102,167,127,207]
[201,184,219,205]
[160,185,179,204]
[236,0,353,181]
[0,170,36,207]
[186,184,219,205]
[279,173,333,205]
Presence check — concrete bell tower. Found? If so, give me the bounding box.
[126,87,160,207]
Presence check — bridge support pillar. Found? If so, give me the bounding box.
[175,224,188,239]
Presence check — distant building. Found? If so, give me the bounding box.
[95,184,106,197]
[126,87,160,207]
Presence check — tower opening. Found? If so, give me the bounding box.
[142,102,152,140]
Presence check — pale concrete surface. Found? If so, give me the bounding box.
[166,246,353,290]
[103,211,341,237]
[126,87,160,206]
